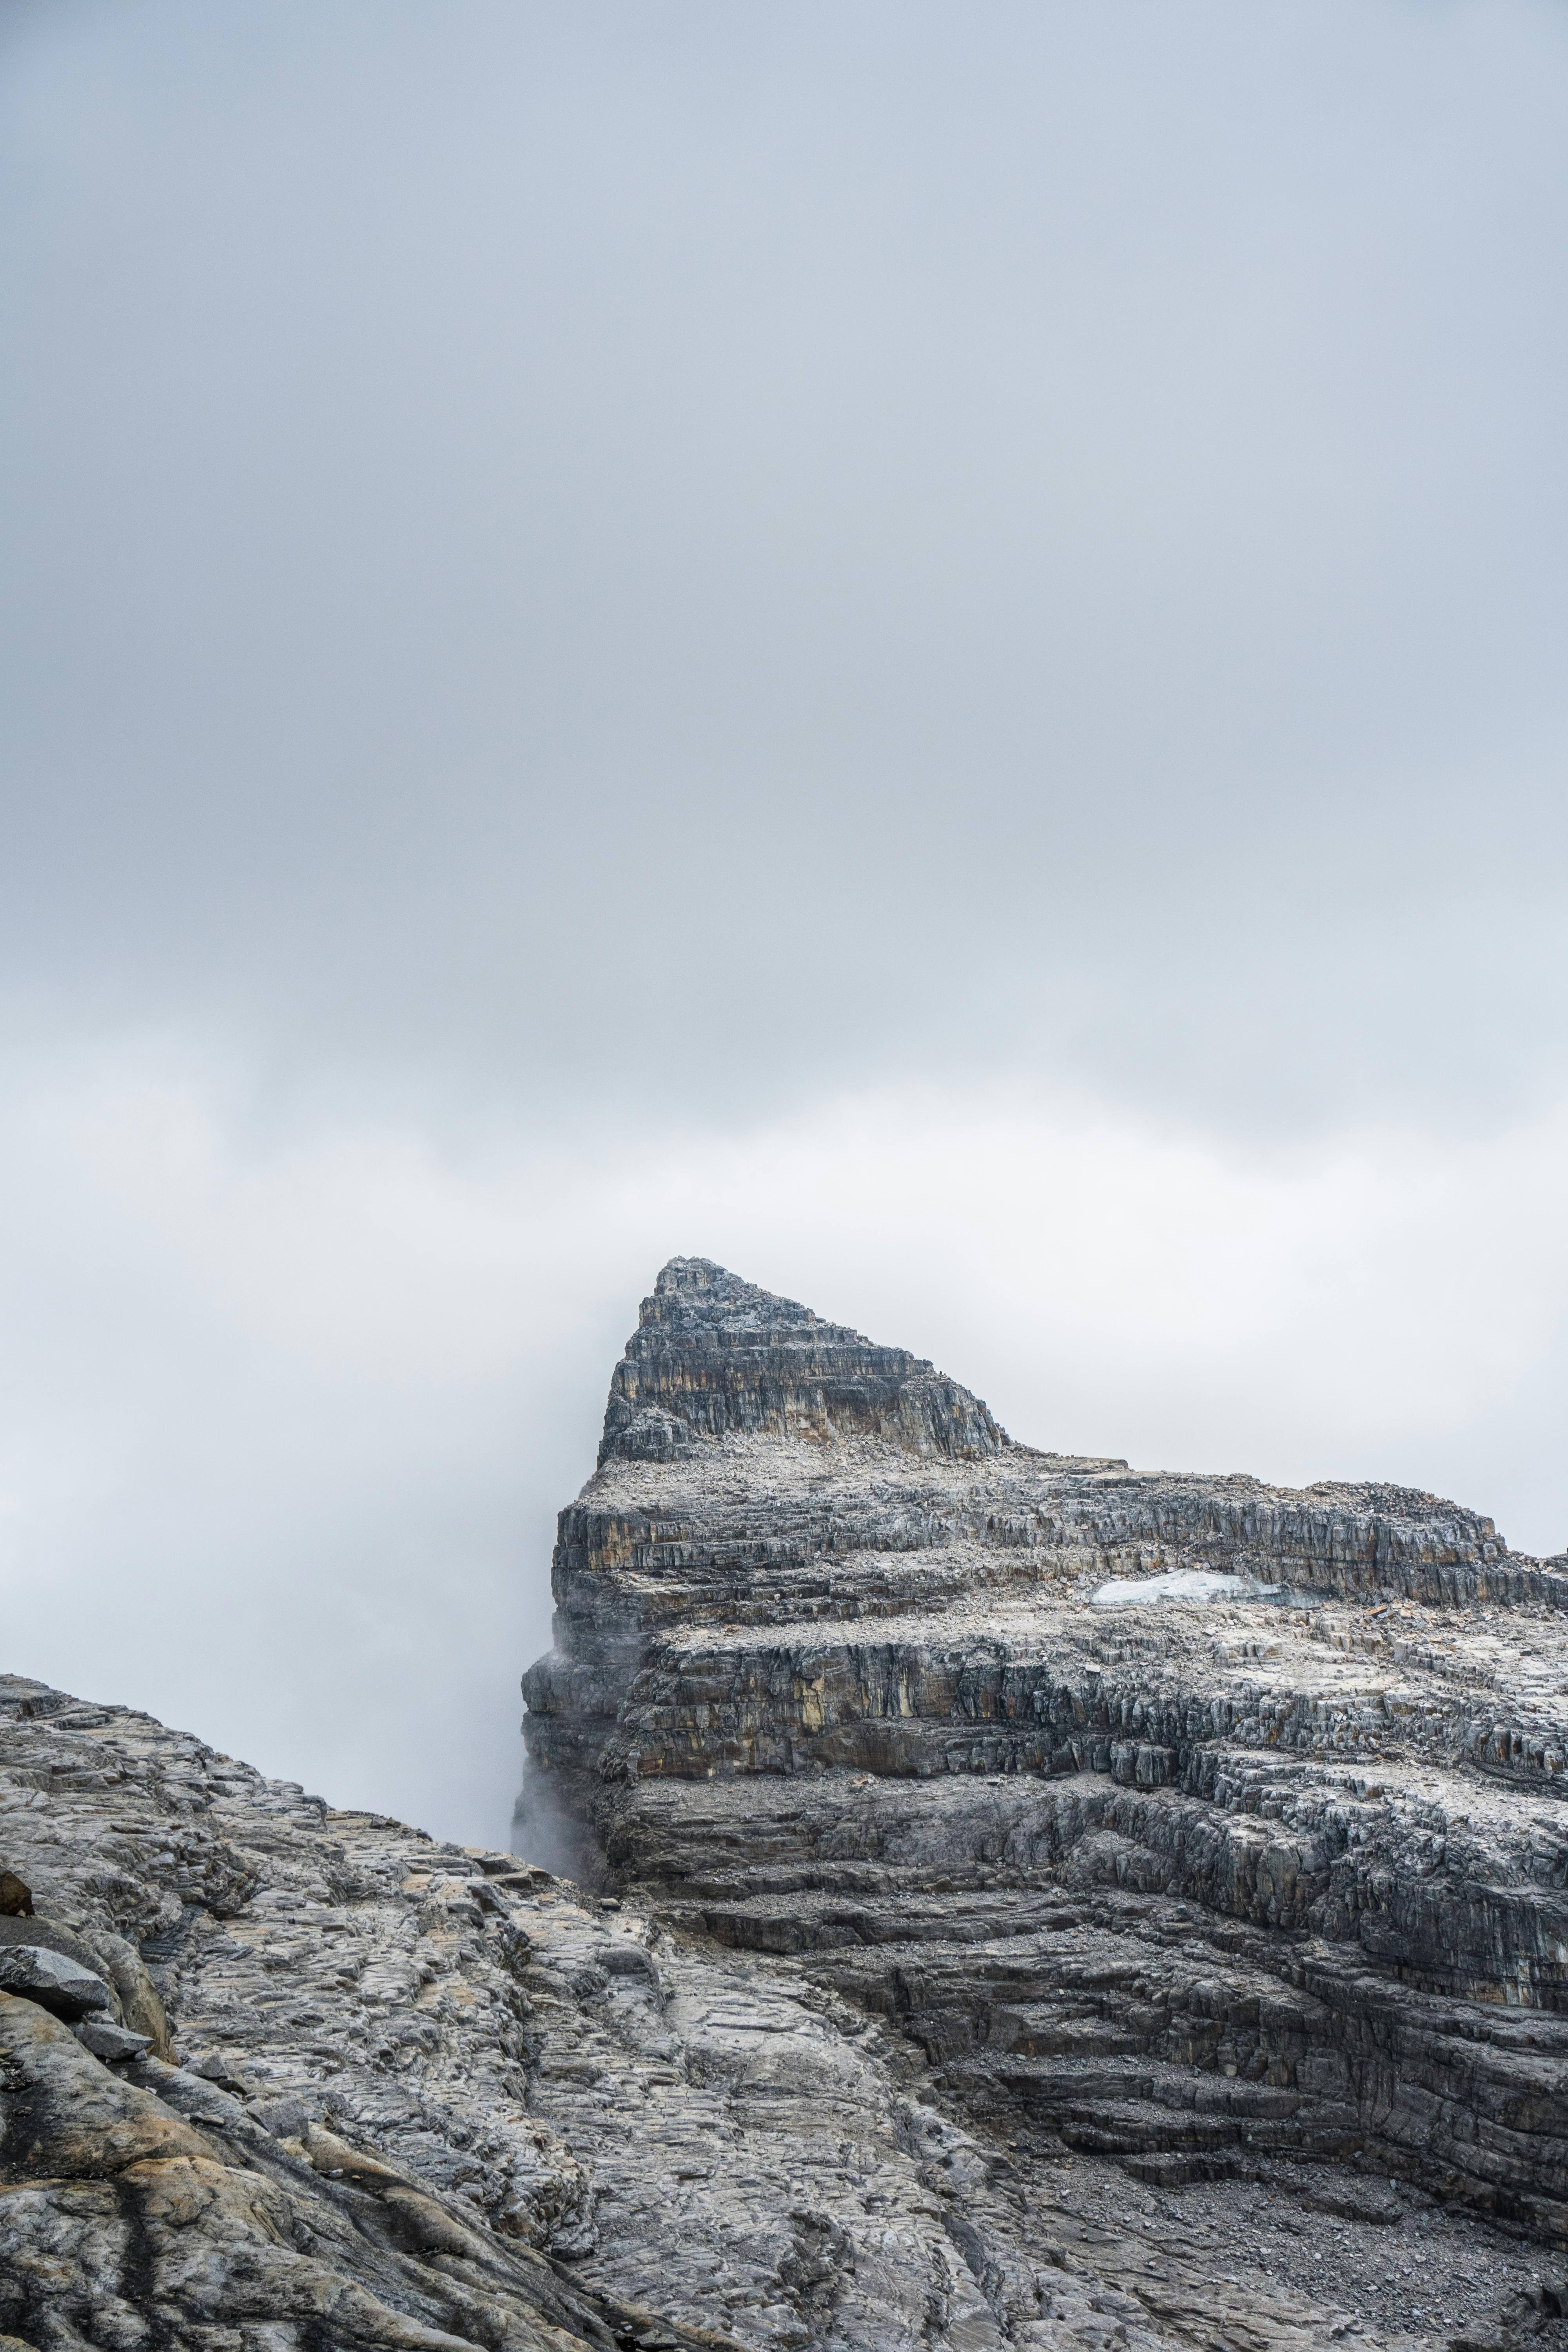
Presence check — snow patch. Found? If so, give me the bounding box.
[1091,1568,1281,1606]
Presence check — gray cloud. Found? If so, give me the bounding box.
[3,0,1564,1132]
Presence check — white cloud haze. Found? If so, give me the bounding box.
[0,0,1564,1843]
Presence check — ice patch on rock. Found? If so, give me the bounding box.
[1091,1568,1281,1606]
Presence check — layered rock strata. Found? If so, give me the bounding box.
[521,1257,1568,2343]
[4,1258,1566,2352]
[5,1666,1466,2352]
[5,1669,1561,2352]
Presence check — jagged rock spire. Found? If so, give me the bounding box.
[597,1256,1007,1465]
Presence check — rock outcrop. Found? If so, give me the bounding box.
[520,1256,1568,2347]
[4,1258,1566,2352]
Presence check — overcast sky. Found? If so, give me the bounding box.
[1,0,1564,1849]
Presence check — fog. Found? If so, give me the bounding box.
[1,1,1564,1846]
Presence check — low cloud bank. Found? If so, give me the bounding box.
[0,1023,1562,1847]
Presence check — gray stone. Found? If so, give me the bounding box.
[0,1940,112,2018]
[71,2017,152,2062]
[247,2091,312,2138]
[3,1263,1567,2351]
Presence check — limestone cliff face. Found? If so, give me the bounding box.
[5,1265,1568,2352]
[519,1257,1568,2346]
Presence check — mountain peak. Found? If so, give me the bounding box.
[597,1257,1007,1465]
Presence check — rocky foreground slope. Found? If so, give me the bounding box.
[3,1261,1566,2352]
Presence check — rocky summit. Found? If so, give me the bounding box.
[4,1262,1568,2352]
[521,1258,1568,2348]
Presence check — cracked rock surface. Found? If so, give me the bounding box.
[3,1256,1566,2352]
[519,1256,1568,2348]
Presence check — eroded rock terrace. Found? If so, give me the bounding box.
[4,1256,1567,2352]
[520,1256,1568,2346]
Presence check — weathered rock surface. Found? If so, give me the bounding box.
[3,1258,1566,2351]
[519,1257,1568,2347]
[8,1666,1399,2352]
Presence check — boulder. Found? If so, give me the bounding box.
[0,1943,112,2019]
